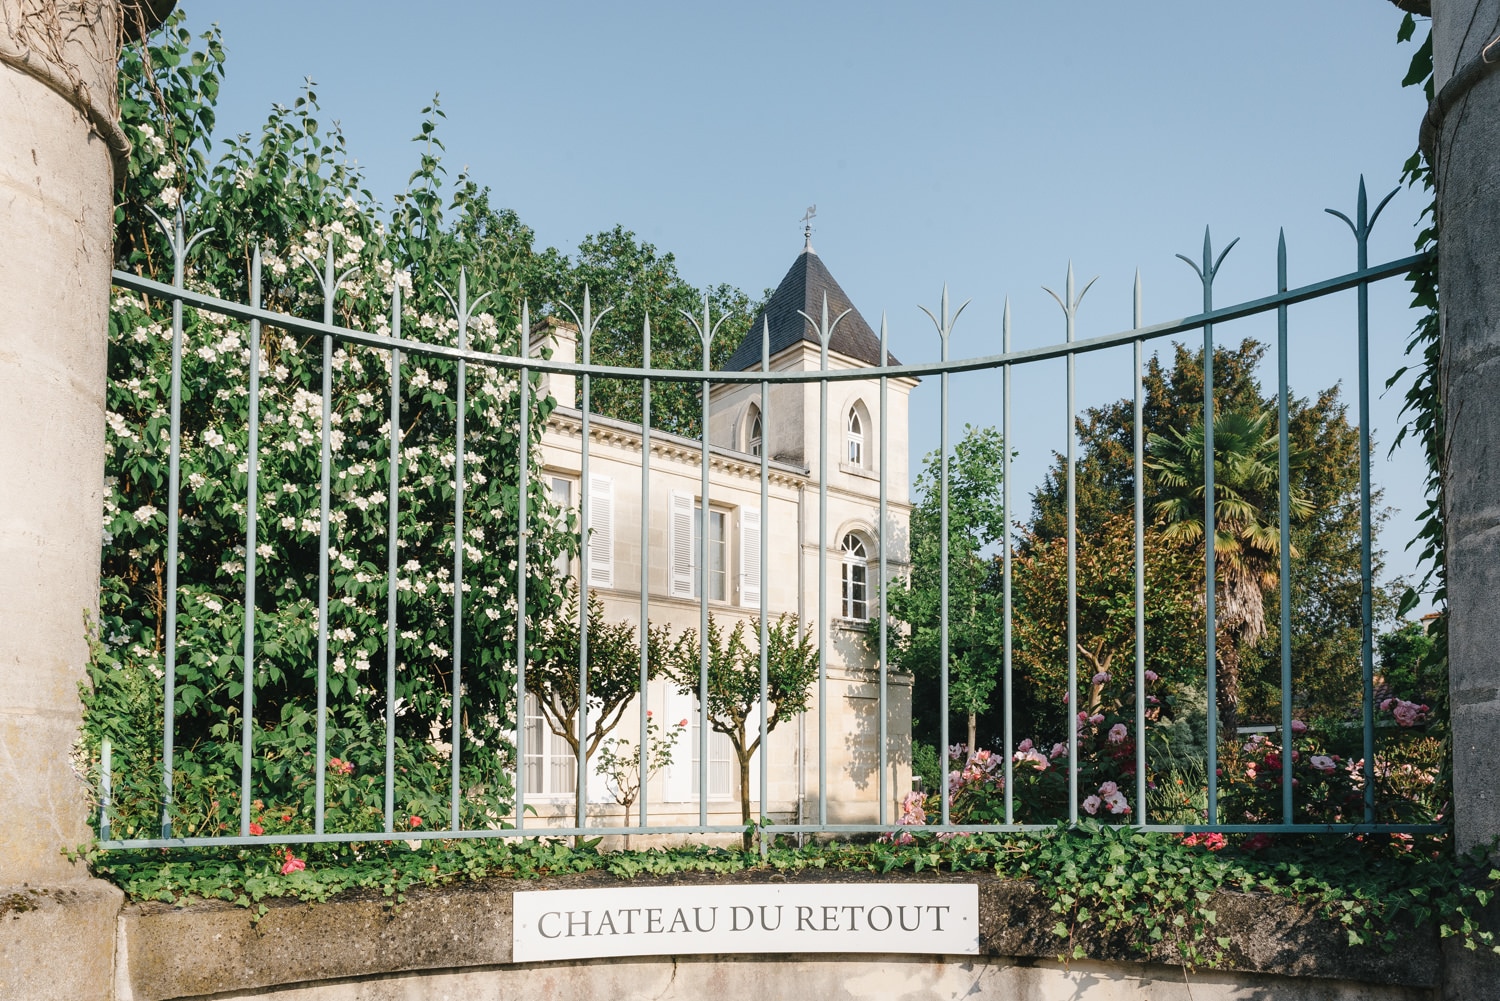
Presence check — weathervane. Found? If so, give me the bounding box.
[801,204,816,249]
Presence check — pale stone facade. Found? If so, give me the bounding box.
[526,245,916,833]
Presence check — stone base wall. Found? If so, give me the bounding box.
[101,870,1441,1001]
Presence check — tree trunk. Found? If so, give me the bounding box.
[739,753,753,851]
[1216,630,1240,736]
[967,713,977,756]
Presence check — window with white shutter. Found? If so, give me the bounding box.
[587,473,613,587]
[669,491,695,598]
[668,492,730,602]
[740,507,761,607]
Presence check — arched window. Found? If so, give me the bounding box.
[746,404,763,457]
[846,406,865,467]
[841,532,870,620]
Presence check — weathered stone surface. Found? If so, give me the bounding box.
[0,6,137,1000]
[115,870,1440,1001]
[1435,0,1500,858]
[163,956,1438,1001]
[0,880,122,1001]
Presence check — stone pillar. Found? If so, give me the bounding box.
[0,3,141,998]
[1434,0,1500,857]
[1432,1,1500,996]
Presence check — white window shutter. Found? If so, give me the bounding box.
[669,491,694,598]
[663,686,693,802]
[588,474,613,588]
[740,507,761,607]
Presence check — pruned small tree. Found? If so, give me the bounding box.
[529,585,670,824]
[662,614,816,848]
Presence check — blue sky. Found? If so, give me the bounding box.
[178,1,1433,601]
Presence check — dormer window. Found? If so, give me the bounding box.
[846,405,865,467]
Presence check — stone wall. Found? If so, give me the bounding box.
[108,871,1440,1001]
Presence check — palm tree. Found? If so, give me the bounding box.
[1146,410,1310,732]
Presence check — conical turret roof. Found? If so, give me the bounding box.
[724,245,897,371]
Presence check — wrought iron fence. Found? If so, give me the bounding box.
[97,179,1441,850]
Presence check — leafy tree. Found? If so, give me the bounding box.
[1010,516,1205,740]
[1377,618,1438,701]
[1147,410,1312,731]
[661,614,817,847]
[528,586,670,825]
[1029,341,1384,727]
[89,16,573,837]
[528,227,759,438]
[1030,341,1268,543]
[887,425,1008,752]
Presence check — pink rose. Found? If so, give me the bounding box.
[280,852,305,875]
[1016,738,1034,753]
[1089,713,1105,725]
[1144,670,1159,683]
[1082,795,1101,815]
[1107,723,1128,743]
[1092,671,1110,685]
[1290,719,1308,734]
[1050,742,1068,760]
[1097,780,1118,797]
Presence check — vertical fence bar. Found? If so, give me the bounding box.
[515,303,531,831]
[579,291,595,830]
[1002,300,1014,826]
[99,738,112,842]
[919,287,965,828]
[877,315,889,827]
[450,272,470,832]
[1064,269,1079,826]
[699,304,712,830]
[1133,272,1147,822]
[385,283,401,835]
[759,316,772,848]
[1201,249,1218,828]
[159,214,186,839]
[1359,227,1377,823]
[638,316,652,829]
[1044,266,1094,826]
[1278,233,1294,823]
[314,243,335,835]
[1354,184,1383,822]
[817,302,830,828]
[1178,229,1234,826]
[239,247,262,837]
[938,322,951,827]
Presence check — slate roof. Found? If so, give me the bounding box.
[723,246,898,372]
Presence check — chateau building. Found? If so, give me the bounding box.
[529,239,915,835]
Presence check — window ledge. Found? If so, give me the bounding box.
[838,462,879,480]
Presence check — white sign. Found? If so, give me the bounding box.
[512,883,979,962]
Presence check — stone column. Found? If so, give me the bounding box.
[0,3,141,998]
[1434,0,1500,857]
[1432,0,1500,995]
